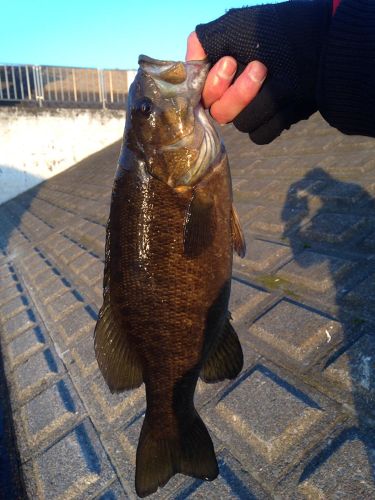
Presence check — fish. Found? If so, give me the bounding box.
[94,54,246,497]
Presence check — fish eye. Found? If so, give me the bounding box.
[138,98,153,117]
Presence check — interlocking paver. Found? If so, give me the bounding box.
[247,299,346,372]
[204,362,346,488]
[5,326,46,370]
[297,428,375,499]
[22,419,116,500]
[12,347,64,406]
[1,115,375,498]
[14,376,86,461]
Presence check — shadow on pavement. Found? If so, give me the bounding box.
[281,167,375,483]
[0,178,42,497]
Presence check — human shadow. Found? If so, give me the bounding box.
[281,167,375,485]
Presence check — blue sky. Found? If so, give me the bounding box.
[1,0,280,70]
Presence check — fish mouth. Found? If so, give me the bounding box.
[162,105,221,186]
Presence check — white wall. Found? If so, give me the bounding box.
[0,107,125,205]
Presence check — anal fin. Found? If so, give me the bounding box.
[94,292,143,392]
[201,316,243,383]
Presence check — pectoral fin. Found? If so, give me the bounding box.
[231,205,246,258]
[183,190,216,258]
[94,288,143,392]
[201,316,243,383]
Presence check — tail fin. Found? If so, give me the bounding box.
[135,412,218,497]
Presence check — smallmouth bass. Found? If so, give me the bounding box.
[94,55,246,497]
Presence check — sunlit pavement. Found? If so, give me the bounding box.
[0,114,374,498]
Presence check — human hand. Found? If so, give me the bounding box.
[186,32,267,125]
[194,3,331,144]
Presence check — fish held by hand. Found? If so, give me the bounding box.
[94,54,246,497]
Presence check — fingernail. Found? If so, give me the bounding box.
[248,62,267,83]
[217,58,237,80]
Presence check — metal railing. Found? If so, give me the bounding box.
[0,64,136,109]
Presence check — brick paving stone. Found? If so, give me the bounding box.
[0,279,21,305]
[70,332,100,380]
[12,347,64,406]
[234,237,293,274]
[55,303,97,347]
[42,231,74,256]
[65,220,106,258]
[247,299,346,373]
[95,480,127,499]
[46,289,83,321]
[277,250,355,295]
[232,203,264,228]
[5,229,31,255]
[247,205,306,237]
[68,251,97,273]
[0,294,28,321]
[230,279,271,322]
[322,334,375,416]
[297,428,375,499]
[174,451,271,500]
[22,419,116,500]
[20,251,53,281]
[81,258,104,286]
[228,280,273,366]
[74,371,145,432]
[5,325,46,370]
[361,230,375,250]
[204,362,346,488]
[37,274,71,305]
[341,272,375,319]
[319,180,368,208]
[14,376,86,461]
[2,308,38,343]
[58,239,86,265]
[299,213,369,244]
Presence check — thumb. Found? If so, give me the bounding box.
[186,32,207,61]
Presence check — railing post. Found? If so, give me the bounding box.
[4,65,10,100]
[36,66,44,106]
[97,68,106,109]
[72,68,77,103]
[25,65,32,100]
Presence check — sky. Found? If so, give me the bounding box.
[1,0,280,70]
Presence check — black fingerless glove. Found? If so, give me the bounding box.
[196,0,332,144]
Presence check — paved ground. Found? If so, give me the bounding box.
[1,113,375,499]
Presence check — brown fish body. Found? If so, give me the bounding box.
[94,55,245,497]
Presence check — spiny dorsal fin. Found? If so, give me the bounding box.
[200,316,243,383]
[231,204,246,258]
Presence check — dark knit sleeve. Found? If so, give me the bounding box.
[318,0,375,137]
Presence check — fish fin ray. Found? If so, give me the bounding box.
[200,316,243,383]
[231,204,246,258]
[183,190,216,258]
[94,291,143,392]
[135,412,218,497]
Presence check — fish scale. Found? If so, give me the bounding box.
[94,55,245,497]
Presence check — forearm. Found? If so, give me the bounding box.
[318,0,375,137]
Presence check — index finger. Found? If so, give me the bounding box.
[186,32,206,61]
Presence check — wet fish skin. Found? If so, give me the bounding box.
[94,54,245,497]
